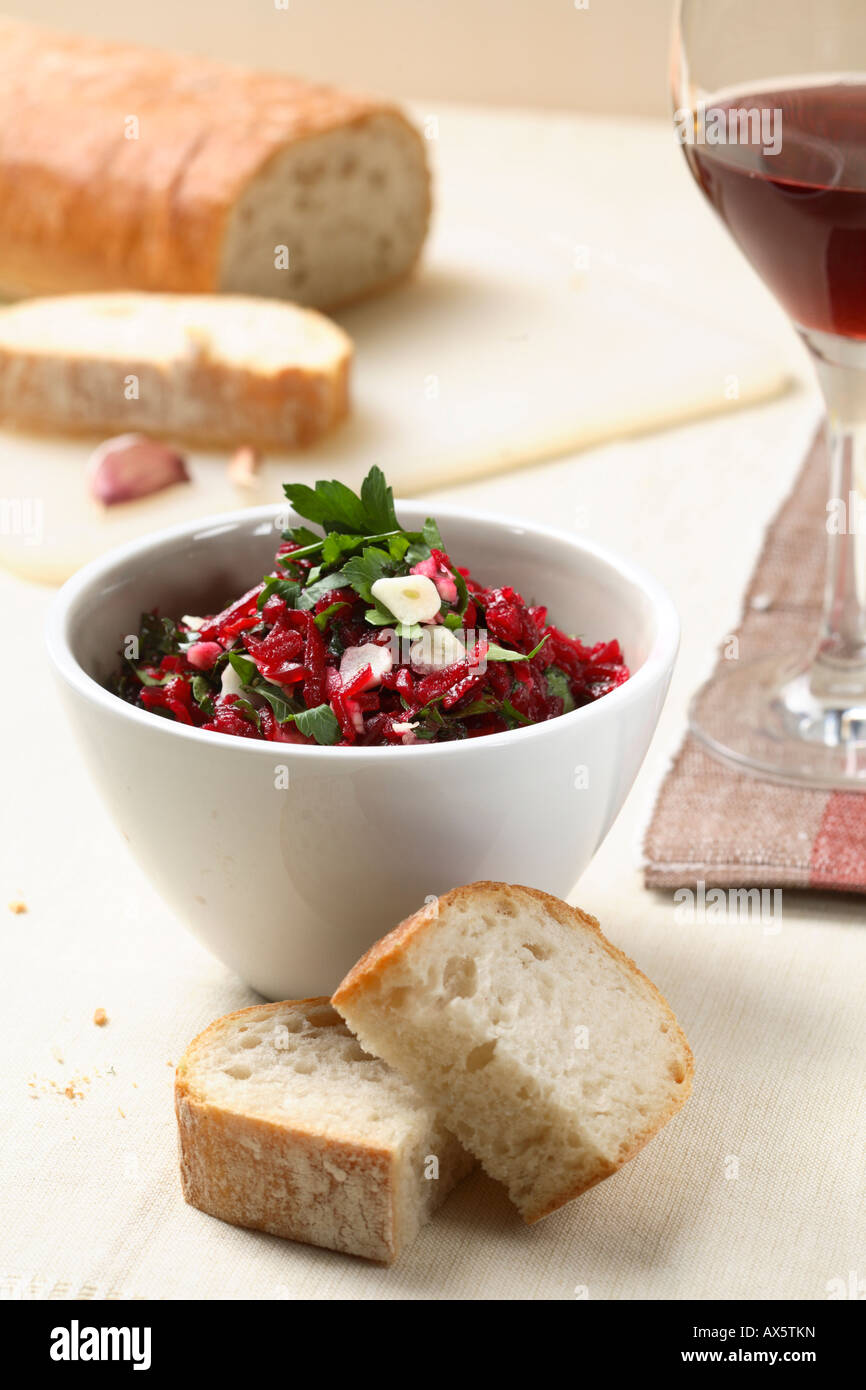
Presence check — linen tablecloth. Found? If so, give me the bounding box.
[1,109,862,1301]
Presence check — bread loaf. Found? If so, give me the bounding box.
[175,998,472,1263]
[333,882,693,1223]
[0,18,430,309]
[0,293,351,447]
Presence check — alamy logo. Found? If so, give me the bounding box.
[49,1320,152,1370]
[673,103,782,157]
[673,880,782,934]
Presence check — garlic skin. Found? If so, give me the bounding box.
[371,574,441,625]
[339,643,393,690]
[409,626,466,673]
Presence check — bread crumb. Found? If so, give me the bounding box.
[8,900,27,914]
[93,1008,109,1027]
[29,1072,92,1103]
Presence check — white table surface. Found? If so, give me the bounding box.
[1,107,862,1302]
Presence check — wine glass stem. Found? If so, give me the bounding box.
[803,331,866,689]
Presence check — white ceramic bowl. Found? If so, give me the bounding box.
[47,502,678,998]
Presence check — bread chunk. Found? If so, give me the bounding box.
[334,883,693,1223]
[175,999,472,1263]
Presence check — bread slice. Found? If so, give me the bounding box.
[333,883,693,1224]
[175,998,473,1263]
[0,18,430,310]
[0,293,351,448]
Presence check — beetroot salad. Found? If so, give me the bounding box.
[108,467,629,746]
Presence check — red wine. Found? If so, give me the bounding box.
[687,81,866,339]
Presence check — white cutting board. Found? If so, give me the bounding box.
[0,110,789,584]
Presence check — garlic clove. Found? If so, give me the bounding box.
[339,643,393,690]
[409,626,466,673]
[220,662,247,698]
[371,574,441,625]
[87,434,189,506]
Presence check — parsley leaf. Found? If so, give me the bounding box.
[405,517,444,565]
[283,478,368,534]
[296,568,351,610]
[228,651,258,685]
[138,613,182,659]
[387,534,410,563]
[364,604,398,627]
[283,466,400,541]
[294,704,341,745]
[257,577,301,611]
[282,525,321,549]
[449,565,470,617]
[233,697,261,729]
[253,680,297,723]
[360,465,399,533]
[485,635,550,663]
[502,699,534,727]
[191,674,215,716]
[225,654,310,728]
[342,547,395,604]
[313,600,351,632]
[544,665,576,713]
[321,532,359,567]
[454,696,496,718]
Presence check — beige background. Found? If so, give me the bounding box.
[3,0,676,116]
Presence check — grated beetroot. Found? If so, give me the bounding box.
[108,469,630,746]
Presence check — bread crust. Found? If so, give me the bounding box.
[0,18,430,308]
[333,882,694,1223]
[175,998,469,1262]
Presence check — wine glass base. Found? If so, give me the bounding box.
[689,654,866,791]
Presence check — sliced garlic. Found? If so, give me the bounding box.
[182,615,205,631]
[409,626,466,673]
[220,662,246,697]
[371,574,441,625]
[340,643,393,690]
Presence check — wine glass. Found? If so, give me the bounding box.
[673,0,866,788]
